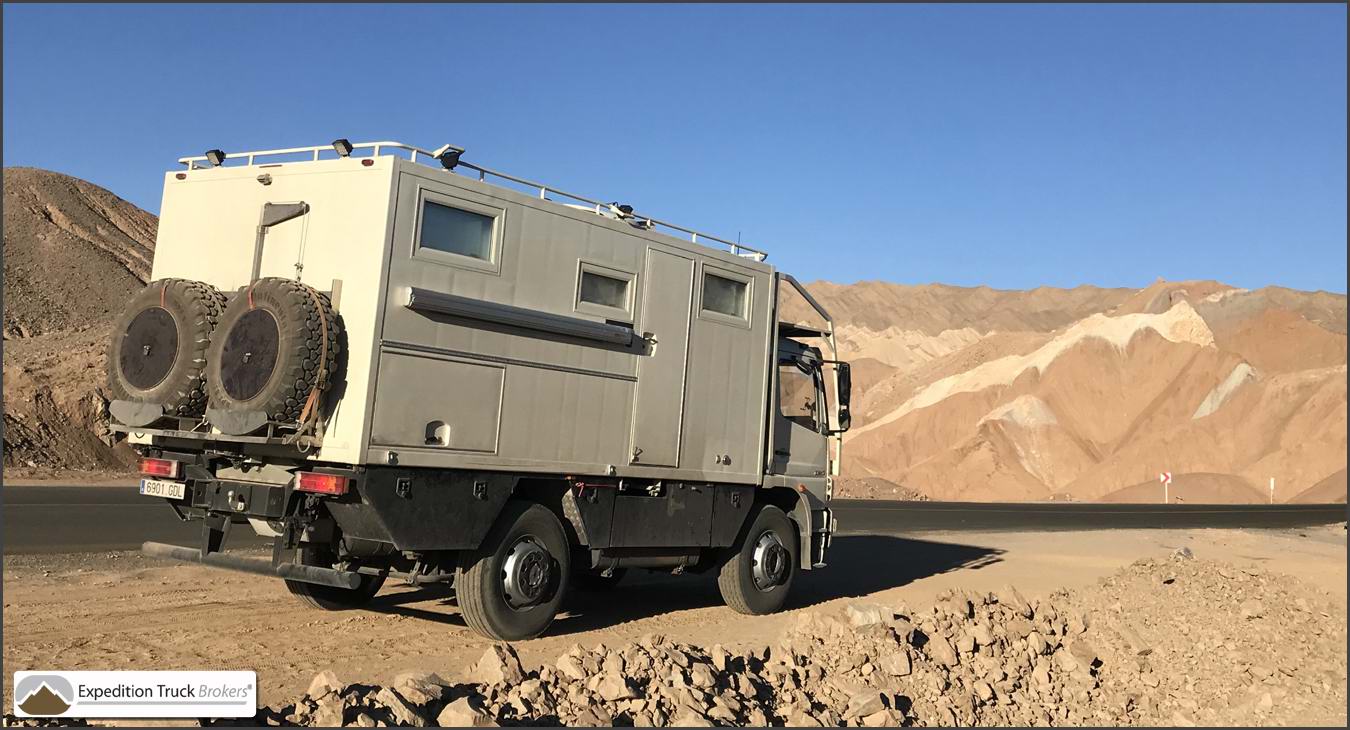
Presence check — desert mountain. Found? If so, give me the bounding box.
[3,167,1346,501]
[3,167,155,475]
[825,277,1347,503]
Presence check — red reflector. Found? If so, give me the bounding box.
[296,472,349,495]
[139,458,180,479]
[361,158,374,167]
[174,172,187,180]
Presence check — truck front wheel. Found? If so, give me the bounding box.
[717,505,798,615]
[456,501,571,640]
[285,545,386,610]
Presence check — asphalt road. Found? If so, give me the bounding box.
[832,498,1347,534]
[1,485,1344,554]
[2,485,269,554]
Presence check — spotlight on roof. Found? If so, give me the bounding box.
[204,149,226,167]
[609,202,635,218]
[432,143,465,170]
[331,138,353,157]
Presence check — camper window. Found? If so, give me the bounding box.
[575,261,635,321]
[420,200,494,261]
[702,272,748,319]
[580,270,629,310]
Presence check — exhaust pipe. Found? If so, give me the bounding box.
[142,541,361,590]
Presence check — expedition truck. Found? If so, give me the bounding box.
[111,140,851,640]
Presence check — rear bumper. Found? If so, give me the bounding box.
[141,541,360,589]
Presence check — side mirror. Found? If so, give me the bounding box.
[822,360,851,434]
[835,361,851,433]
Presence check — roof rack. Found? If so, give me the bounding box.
[178,141,768,262]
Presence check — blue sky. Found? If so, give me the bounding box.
[4,4,1345,293]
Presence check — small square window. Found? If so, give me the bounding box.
[580,270,630,310]
[420,200,494,261]
[702,272,747,319]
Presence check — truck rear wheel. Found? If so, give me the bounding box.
[717,504,798,615]
[285,545,386,610]
[456,501,570,640]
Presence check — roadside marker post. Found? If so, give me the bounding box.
[1159,471,1172,504]
[1270,477,1275,504]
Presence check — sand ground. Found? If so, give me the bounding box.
[3,525,1343,711]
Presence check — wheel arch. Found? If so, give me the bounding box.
[510,477,576,544]
[757,486,817,571]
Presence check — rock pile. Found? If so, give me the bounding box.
[248,553,1344,723]
[259,637,787,727]
[128,554,1350,727]
[1058,554,1348,726]
[255,587,1120,726]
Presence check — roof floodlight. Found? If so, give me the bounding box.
[432,143,465,170]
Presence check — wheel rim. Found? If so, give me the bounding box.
[219,309,280,401]
[751,529,790,591]
[501,535,555,610]
[120,307,179,390]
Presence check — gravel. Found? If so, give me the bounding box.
[6,553,1341,728]
[214,554,1346,727]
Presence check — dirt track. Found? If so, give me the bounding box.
[3,525,1344,715]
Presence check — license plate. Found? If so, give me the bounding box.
[140,478,186,500]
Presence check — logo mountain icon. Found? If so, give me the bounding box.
[18,682,71,716]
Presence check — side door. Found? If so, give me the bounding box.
[770,355,828,478]
[628,248,695,467]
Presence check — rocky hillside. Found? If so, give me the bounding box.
[2,167,156,476]
[816,279,1347,503]
[3,167,155,338]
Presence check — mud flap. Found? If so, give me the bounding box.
[787,491,833,570]
[205,407,270,436]
[110,399,167,428]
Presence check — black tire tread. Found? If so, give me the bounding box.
[106,278,227,416]
[717,505,798,616]
[456,501,570,641]
[206,278,339,423]
[284,546,385,610]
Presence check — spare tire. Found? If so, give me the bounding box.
[106,279,227,417]
[206,277,339,424]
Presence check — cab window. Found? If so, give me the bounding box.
[779,361,819,431]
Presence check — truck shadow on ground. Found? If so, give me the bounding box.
[366,535,1003,637]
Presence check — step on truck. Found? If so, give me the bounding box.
[111,140,851,640]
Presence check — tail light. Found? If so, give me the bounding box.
[139,457,181,479]
[296,472,349,496]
